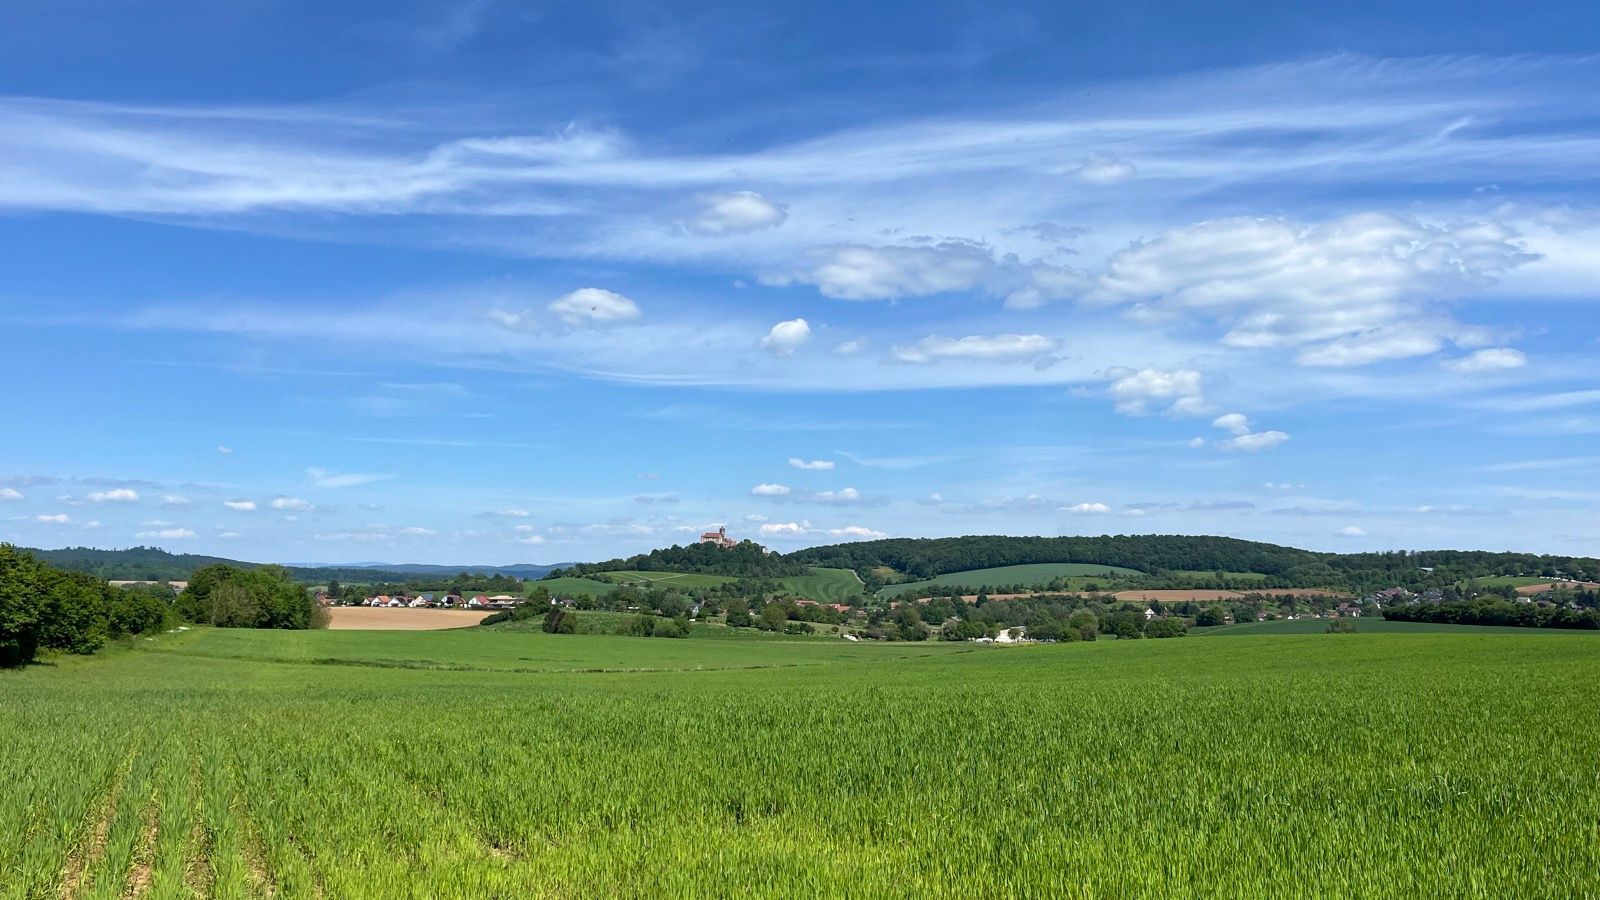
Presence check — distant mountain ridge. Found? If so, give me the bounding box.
[16,546,566,584]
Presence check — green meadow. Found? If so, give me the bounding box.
[6,625,1599,897]
[878,562,1146,597]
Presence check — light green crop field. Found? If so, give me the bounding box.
[1193,618,1577,636]
[590,570,736,589]
[1165,569,1271,581]
[531,576,619,599]
[879,562,1145,597]
[776,566,864,602]
[5,628,1599,898]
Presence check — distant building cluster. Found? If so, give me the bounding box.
[319,591,528,610]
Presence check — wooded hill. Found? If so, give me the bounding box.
[549,540,809,580]
[20,546,463,585]
[787,535,1600,594]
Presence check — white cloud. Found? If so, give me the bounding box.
[218,531,240,539]
[270,497,314,511]
[760,318,811,355]
[1093,213,1536,366]
[1072,153,1136,185]
[397,526,437,536]
[0,487,21,501]
[217,445,233,455]
[1060,502,1112,514]
[1445,347,1527,373]
[1221,430,1290,452]
[750,483,791,497]
[136,527,195,539]
[87,488,139,503]
[827,525,888,539]
[517,534,546,545]
[813,487,862,504]
[1212,413,1251,435]
[223,499,257,511]
[918,492,944,506]
[308,467,392,488]
[160,494,192,508]
[744,513,769,522]
[833,339,867,356]
[758,521,810,537]
[547,288,641,327]
[1187,437,1207,448]
[764,241,1087,308]
[1337,525,1367,537]
[788,458,835,471]
[1107,367,1206,416]
[686,191,786,235]
[493,508,531,518]
[891,334,1058,364]
[36,513,70,524]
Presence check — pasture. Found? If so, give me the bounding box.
[879,562,1145,598]
[5,627,1599,897]
[530,576,618,599]
[776,566,865,602]
[590,570,735,589]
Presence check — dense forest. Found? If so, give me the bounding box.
[550,541,809,579]
[788,535,1600,595]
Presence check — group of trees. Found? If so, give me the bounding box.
[181,565,327,629]
[1,545,178,666]
[1385,599,1600,630]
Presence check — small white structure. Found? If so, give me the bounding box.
[994,627,1027,644]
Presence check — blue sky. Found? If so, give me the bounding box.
[3,1,1599,564]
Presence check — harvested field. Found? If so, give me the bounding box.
[1114,589,1245,602]
[956,587,1350,603]
[1516,581,1600,595]
[325,607,490,630]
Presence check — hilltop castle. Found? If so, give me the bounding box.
[698,526,738,548]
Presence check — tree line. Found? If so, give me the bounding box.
[1,545,326,667]
[550,540,809,579]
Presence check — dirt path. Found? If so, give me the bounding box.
[325,608,491,630]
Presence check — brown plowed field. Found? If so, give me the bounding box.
[326,607,491,630]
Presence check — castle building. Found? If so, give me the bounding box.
[699,526,738,548]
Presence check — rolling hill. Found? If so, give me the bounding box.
[878,563,1145,599]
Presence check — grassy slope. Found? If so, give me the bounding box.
[879,562,1145,597]
[777,566,865,602]
[534,575,620,599]
[8,628,1600,896]
[591,570,736,589]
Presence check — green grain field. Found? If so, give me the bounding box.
[1193,618,1576,636]
[530,576,619,599]
[5,627,1599,898]
[776,566,865,602]
[590,570,736,589]
[879,562,1145,597]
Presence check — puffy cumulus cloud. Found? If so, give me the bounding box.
[548,288,641,327]
[1445,347,1527,373]
[789,458,835,471]
[762,241,1087,308]
[36,513,71,524]
[891,334,1059,365]
[270,496,314,511]
[750,483,791,497]
[686,190,786,235]
[758,521,810,537]
[223,499,257,511]
[813,487,863,505]
[87,488,139,503]
[136,527,195,539]
[160,494,192,508]
[1060,502,1112,514]
[1071,153,1136,185]
[1221,430,1290,452]
[827,525,888,539]
[0,487,22,501]
[1337,525,1367,537]
[517,534,546,545]
[1092,212,1537,365]
[760,318,810,355]
[1212,413,1251,435]
[1106,367,1207,416]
